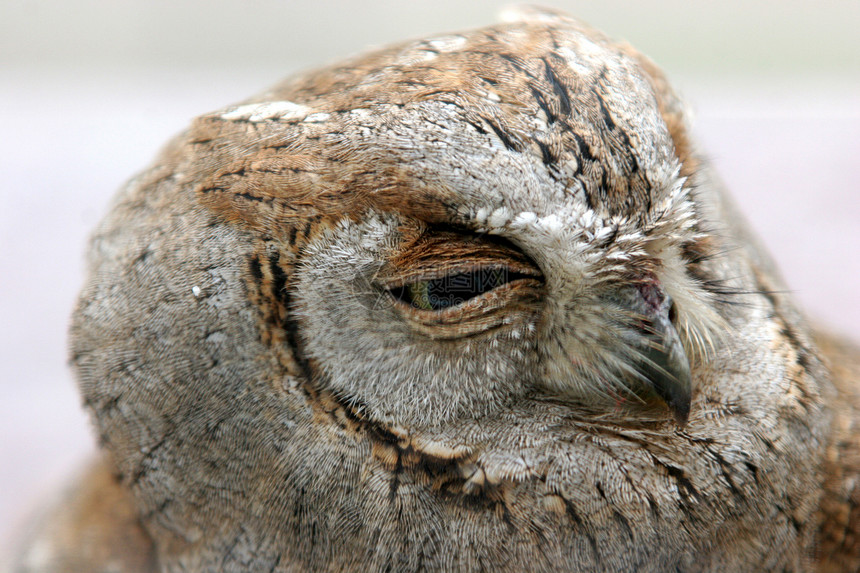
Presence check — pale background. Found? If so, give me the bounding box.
[1,0,858,564]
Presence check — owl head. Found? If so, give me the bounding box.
[70,7,829,571]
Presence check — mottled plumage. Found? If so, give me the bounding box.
[13,7,860,572]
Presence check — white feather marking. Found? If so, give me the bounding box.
[593,226,615,241]
[483,89,501,102]
[220,101,310,122]
[604,252,630,261]
[541,214,564,233]
[512,211,537,226]
[426,35,467,52]
[303,112,331,123]
[487,207,511,228]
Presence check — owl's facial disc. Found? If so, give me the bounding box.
[375,220,693,422]
[275,14,717,428]
[294,216,546,427]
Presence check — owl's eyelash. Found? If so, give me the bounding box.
[389,268,534,311]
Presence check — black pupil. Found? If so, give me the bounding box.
[391,268,528,311]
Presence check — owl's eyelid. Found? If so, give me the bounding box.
[388,276,543,327]
[379,261,541,291]
[386,227,542,282]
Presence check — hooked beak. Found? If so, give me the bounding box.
[626,288,693,424]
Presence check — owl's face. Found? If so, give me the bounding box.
[247,21,721,431]
[72,8,829,571]
[294,141,707,430]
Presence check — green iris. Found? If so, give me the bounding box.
[407,281,436,311]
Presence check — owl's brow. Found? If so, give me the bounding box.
[391,223,539,267]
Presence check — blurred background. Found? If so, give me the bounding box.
[1,0,858,564]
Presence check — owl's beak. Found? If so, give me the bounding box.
[627,289,692,425]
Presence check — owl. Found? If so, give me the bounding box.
[12,6,860,573]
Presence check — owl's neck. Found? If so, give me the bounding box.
[814,331,860,572]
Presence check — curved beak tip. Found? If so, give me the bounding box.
[636,312,693,425]
[668,390,691,425]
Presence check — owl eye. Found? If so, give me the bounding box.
[390,268,527,311]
